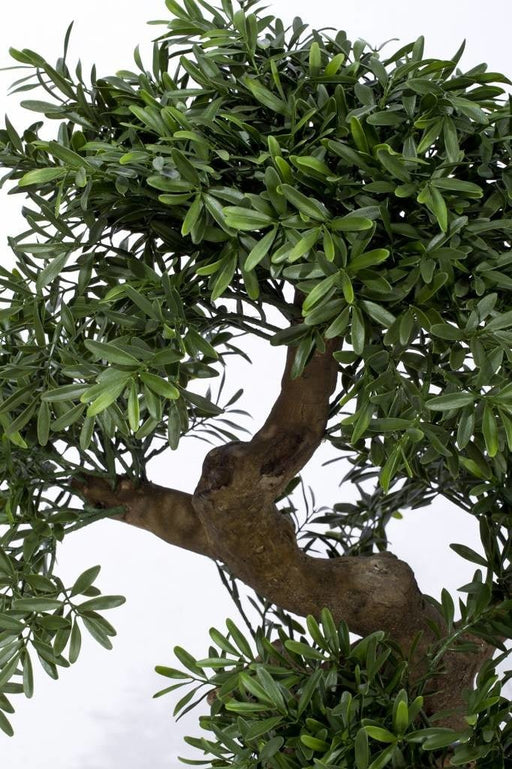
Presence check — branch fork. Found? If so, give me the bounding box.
[73,340,495,727]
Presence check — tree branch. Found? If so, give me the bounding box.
[71,475,213,558]
[72,340,496,727]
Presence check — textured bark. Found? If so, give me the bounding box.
[73,340,495,728]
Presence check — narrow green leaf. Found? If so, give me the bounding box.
[348,248,390,273]
[70,565,101,597]
[22,653,34,699]
[360,300,396,327]
[331,215,373,232]
[242,76,288,114]
[449,543,487,567]
[425,392,477,411]
[279,184,328,220]
[84,340,139,366]
[78,595,125,612]
[365,726,396,743]
[18,167,67,187]
[0,709,13,737]
[225,619,253,658]
[355,727,369,769]
[69,621,82,664]
[351,306,366,355]
[245,228,277,270]
[482,404,498,457]
[223,206,273,230]
[36,252,70,292]
[284,640,325,660]
[300,734,329,751]
[12,598,62,612]
[37,401,50,446]
[140,372,180,400]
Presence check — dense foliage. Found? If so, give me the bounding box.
[156,609,510,768]
[0,0,510,762]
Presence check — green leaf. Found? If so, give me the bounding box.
[420,728,459,750]
[36,401,50,446]
[224,700,269,713]
[68,621,82,664]
[287,228,320,262]
[225,619,252,658]
[482,404,498,457]
[81,616,113,650]
[302,275,336,313]
[291,155,331,177]
[181,194,203,236]
[425,392,477,411]
[18,167,67,187]
[351,306,366,355]
[375,146,410,182]
[449,543,488,567]
[0,709,13,737]
[124,285,161,320]
[360,300,396,328]
[325,52,345,76]
[331,215,373,232]
[36,252,70,292]
[78,595,126,612]
[300,733,329,751]
[245,716,283,741]
[348,248,390,273]
[84,340,139,366]
[139,372,180,400]
[368,745,395,769]
[350,116,370,153]
[355,727,369,769]
[309,41,322,76]
[70,565,101,597]
[245,228,277,270]
[365,726,396,743]
[83,375,131,417]
[211,253,237,300]
[41,384,88,402]
[12,598,62,612]
[284,640,325,660]
[430,177,482,197]
[223,206,274,230]
[394,699,409,735]
[22,652,34,699]
[297,668,323,717]
[242,76,288,114]
[255,666,287,712]
[279,184,328,220]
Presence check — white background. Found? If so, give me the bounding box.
[0,1,510,766]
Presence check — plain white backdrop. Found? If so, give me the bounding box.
[0,1,510,766]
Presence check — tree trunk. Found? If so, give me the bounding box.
[73,340,494,728]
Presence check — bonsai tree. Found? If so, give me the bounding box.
[0,0,510,765]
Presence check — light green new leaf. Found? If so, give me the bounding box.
[18,167,67,187]
[140,372,180,400]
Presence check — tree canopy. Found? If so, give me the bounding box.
[0,0,510,765]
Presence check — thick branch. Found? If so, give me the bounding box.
[71,475,213,558]
[72,341,495,727]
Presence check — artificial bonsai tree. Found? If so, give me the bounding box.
[0,0,510,765]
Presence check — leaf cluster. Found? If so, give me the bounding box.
[0,553,124,736]
[156,610,511,768]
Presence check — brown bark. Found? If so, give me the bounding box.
[72,340,495,729]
